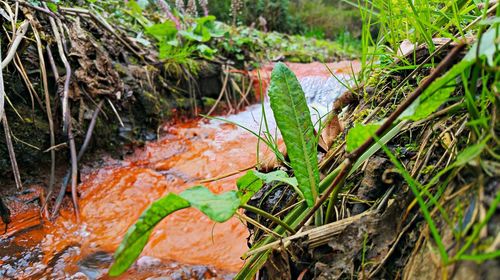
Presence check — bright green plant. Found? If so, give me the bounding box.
[108,168,295,276]
[109,62,322,276]
[342,23,500,271]
[268,63,320,207]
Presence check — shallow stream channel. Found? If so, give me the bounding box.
[0,61,359,279]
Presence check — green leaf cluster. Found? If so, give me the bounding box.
[109,169,298,276]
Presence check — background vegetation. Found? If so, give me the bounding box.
[203,0,362,40]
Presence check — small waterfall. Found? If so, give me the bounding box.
[208,75,351,136]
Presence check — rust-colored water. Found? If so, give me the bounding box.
[0,61,359,279]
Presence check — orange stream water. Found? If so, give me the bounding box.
[0,61,359,279]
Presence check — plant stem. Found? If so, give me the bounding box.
[241,204,297,235]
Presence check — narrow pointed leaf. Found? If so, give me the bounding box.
[109,193,190,276]
[268,62,319,207]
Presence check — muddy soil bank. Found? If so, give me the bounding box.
[0,18,252,187]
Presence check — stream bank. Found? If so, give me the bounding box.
[0,61,358,279]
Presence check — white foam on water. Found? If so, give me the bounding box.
[206,75,351,136]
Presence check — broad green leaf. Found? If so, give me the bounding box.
[179,30,207,42]
[46,2,57,12]
[236,170,301,204]
[253,170,298,188]
[195,15,217,26]
[454,137,488,167]
[180,186,240,222]
[401,27,499,122]
[196,44,217,59]
[146,22,178,42]
[346,123,380,152]
[237,171,263,205]
[207,21,227,38]
[465,27,499,66]
[109,193,190,276]
[179,16,216,43]
[127,0,142,15]
[402,83,455,121]
[268,62,319,207]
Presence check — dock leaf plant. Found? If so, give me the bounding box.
[109,62,322,276]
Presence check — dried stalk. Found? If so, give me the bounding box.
[68,125,79,221]
[48,10,79,220]
[0,29,21,190]
[0,36,4,121]
[199,164,254,183]
[18,1,63,20]
[48,15,71,133]
[245,210,374,257]
[237,77,253,110]
[0,20,29,69]
[51,100,104,219]
[2,115,22,190]
[106,98,124,127]
[78,100,104,160]
[206,65,230,116]
[45,44,60,116]
[31,20,56,211]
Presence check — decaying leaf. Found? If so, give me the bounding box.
[320,114,343,151]
[69,18,124,98]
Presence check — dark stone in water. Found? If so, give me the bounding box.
[78,251,113,280]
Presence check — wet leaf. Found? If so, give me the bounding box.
[237,171,263,205]
[402,83,455,121]
[109,193,190,276]
[465,27,499,66]
[268,62,320,207]
[346,123,380,152]
[146,22,178,41]
[180,186,240,222]
[253,170,298,188]
[453,137,488,167]
[237,170,300,203]
[320,114,343,150]
[197,44,217,59]
[127,0,143,15]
